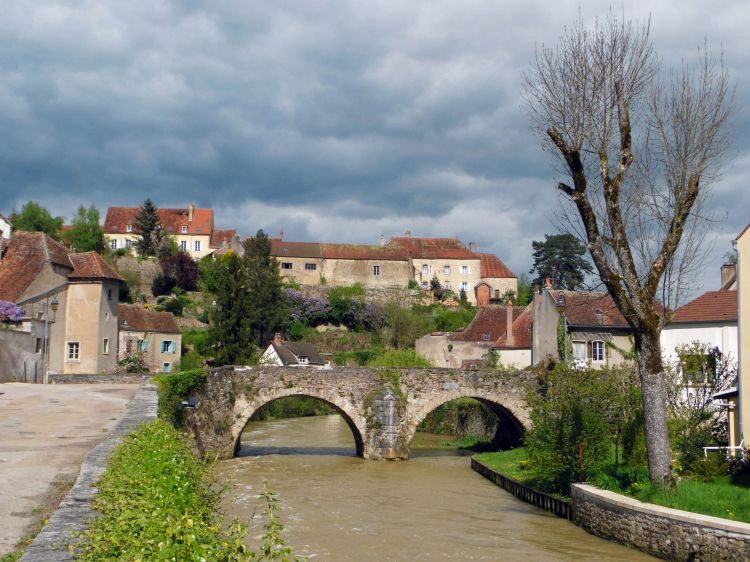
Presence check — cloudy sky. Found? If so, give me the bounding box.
[2,1,748,295]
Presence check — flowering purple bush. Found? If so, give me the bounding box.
[0,300,24,322]
[284,289,332,325]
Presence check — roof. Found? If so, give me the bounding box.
[493,305,533,349]
[270,341,325,366]
[0,232,73,302]
[388,237,479,259]
[0,232,121,302]
[670,290,737,324]
[736,223,750,241]
[68,253,124,282]
[271,240,321,259]
[479,253,515,278]
[118,304,181,334]
[549,290,630,328]
[210,229,236,249]
[103,206,214,236]
[320,243,408,261]
[449,304,528,346]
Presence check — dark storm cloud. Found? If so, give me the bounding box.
[1,0,749,292]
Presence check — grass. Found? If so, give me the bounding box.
[475,448,750,523]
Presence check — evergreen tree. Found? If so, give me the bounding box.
[529,234,593,290]
[11,201,63,239]
[244,230,287,347]
[207,252,253,365]
[133,198,163,257]
[63,205,105,253]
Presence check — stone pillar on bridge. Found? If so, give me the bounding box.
[366,386,407,460]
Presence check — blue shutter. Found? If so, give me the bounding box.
[142,340,149,351]
[170,342,176,354]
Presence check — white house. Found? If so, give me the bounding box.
[0,214,11,241]
[260,334,326,367]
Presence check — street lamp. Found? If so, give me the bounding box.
[43,294,59,384]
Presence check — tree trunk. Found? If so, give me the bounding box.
[634,330,674,486]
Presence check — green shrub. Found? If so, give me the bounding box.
[408,279,420,290]
[163,296,185,316]
[366,349,431,368]
[153,369,207,426]
[179,350,204,371]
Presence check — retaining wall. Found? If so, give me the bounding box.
[47,372,151,384]
[571,484,750,561]
[471,458,572,519]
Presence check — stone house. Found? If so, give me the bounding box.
[103,203,237,259]
[475,253,518,306]
[0,231,122,378]
[118,304,182,373]
[260,334,326,367]
[532,283,634,369]
[415,302,532,369]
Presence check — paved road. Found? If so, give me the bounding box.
[0,383,138,556]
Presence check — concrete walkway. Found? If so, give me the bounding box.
[0,383,138,556]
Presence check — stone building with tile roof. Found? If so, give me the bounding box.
[117,304,182,373]
[0,231,123,378]
[260,334,326,367]
[103,203,237,259]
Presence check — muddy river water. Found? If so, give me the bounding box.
[216,414,653,561]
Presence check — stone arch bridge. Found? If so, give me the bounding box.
[183,366,534,460]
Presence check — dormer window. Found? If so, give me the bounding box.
[482,333,491,341]
[181,225,188,233]
[298,356,309,364]
[126,224,133,232]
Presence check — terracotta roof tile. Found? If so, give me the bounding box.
[270,341,325,365]
[493,305,532,349]
[449,304,528,346]
[103,206,214,236]
[550,290,630,328]
[320,243,408,261]
[479,253,515,278]
[271,240,321,258]
[118,304,181,334]
[671,290,737,323]
[210,229,236,249]
[68,253,124,282]
[0,232,73,302]
[388,237,478,259]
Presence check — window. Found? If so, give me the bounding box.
[443,281,451,290]
[494,289,500,298]
[305,263,317,271]
[281,262,293,270]
[107,289,112,301]
[421,281,428,288]
[422,264,430,274]
[460,282,469,292]
[298,356,309,364]
[162,340,173,353]
[103,338,110,354]
[591,341,605,362]
[163,362,171,373]
[461,265,469,275]
[110,239,117,250]
[67,342,80,361]
[36,338,43,353]
[444,265,451,275]
[194,240,201,252]
[139,339,149,352]
[482,333,491,341]
[180,240,187,252]
[125,239,133,248]
[126,224,133,232]
[373,265,380,276]
[181,225,188,233]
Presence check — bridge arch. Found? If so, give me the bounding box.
[231,388,367,458]
[405,390,527,452]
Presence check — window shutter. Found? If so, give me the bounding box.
[170,342,176,354]
[587,342,592,360]
[143,340,149,351]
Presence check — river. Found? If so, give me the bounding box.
[216,414,653,561]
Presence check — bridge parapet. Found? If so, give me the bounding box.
[181,366,534,460]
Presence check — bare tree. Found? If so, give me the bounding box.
[523,15,733,486]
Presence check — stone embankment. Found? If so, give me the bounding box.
[20,382,157,561]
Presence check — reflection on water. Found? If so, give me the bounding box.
[216,415,652,561]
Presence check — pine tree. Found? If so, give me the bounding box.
[64,205,105,253]
[244,230,287,347]
[133,198,163,257]
[529,234,593,290]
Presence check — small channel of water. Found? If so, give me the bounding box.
[216,415,653,561]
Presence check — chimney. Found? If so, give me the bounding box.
[280,227,284,241]
[506,299,514,347]
[380,234,385,246]
[721,263,736,290]
[188,203,195,222]
[469,242,477,253]
[273,333,282,346]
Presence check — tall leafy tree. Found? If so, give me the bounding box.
[530,234,593,290]
[133,198,163,257]
[11,201,63,239]
[207,252,253,365]
[244,230,287,347]
[63,205,105,253]
[523,16,733,486]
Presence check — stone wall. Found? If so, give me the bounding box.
[0,329,43,383]
[298,285,431,307]
[48,372,151,384]
[571,483,750,561]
